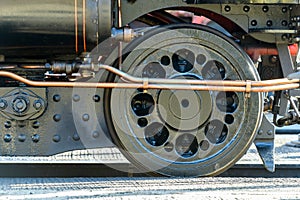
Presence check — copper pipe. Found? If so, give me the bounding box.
[0,69,299,93]
[82,0,87,52]
[99,65,300,87]
[74,0,78,53]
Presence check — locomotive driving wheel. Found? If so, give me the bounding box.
[104,24,263,177]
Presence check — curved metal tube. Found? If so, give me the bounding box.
[0,65,299,93]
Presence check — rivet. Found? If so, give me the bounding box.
[282,7,287,13]
[282,20,288,26]
[258,130,263,135]
[18,134,26,142]
[4,121,11,128]
[267,130,273,135]
[224,5,231,12]
[262,6,269,12]
[243,6,250,12]
[4,134,12,142]
[53,135,61,142]
[32,134,40,143]
[266,20,273,27]
[73,133,80,141]
[82,114,90,121]
[92,131,100,138]
[93,95,101,102]
[73,94,80,102]
[32,121,40,129]
[53,94,61,102]
[53,114,62,122]
[251,20,257,26]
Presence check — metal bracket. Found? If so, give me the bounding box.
[255,113,275,172]
[0,88,46,121]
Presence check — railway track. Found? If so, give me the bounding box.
[0,162,299,178]
[0,133,298,178]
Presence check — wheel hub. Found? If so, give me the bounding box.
[158,89,212,130]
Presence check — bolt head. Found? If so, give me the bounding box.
[82,114,90,121]
[0,99,7,109]
[53,135,61,142]
[53,94,61,102]
[3,134,12,142]
[73,95,80,102]
[33,100,43,110]
[32,134,40,143]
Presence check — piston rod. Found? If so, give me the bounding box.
[0,64,299,93]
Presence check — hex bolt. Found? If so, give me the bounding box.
[82,114,90,121]
[53,94,61,102]
[12,97,28,113]
[53,114,62,122]
[3,134,12,142]
[18,134,26,142]
[73,94,80,102]
[33,99,43,110]
[32,134,40,143]
[53,135,61,142]
[0,99,7,110]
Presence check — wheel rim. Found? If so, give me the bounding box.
[104,24,263,177]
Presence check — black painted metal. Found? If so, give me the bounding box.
[0,0,111,60]
[0,87,113,156]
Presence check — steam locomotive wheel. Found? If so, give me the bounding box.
[104,24,263,177]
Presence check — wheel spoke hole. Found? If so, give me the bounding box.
[205,120,228,144]
[142,62,166,78]
[202,60,226,80]
[131,93,155,116]
[161,56,171,66]
[175,134,199,158]
[145,122,169,146]
[225,114,234,124]
[172,49,195,73]
[138,117,148,127]
[216,92,239,113]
